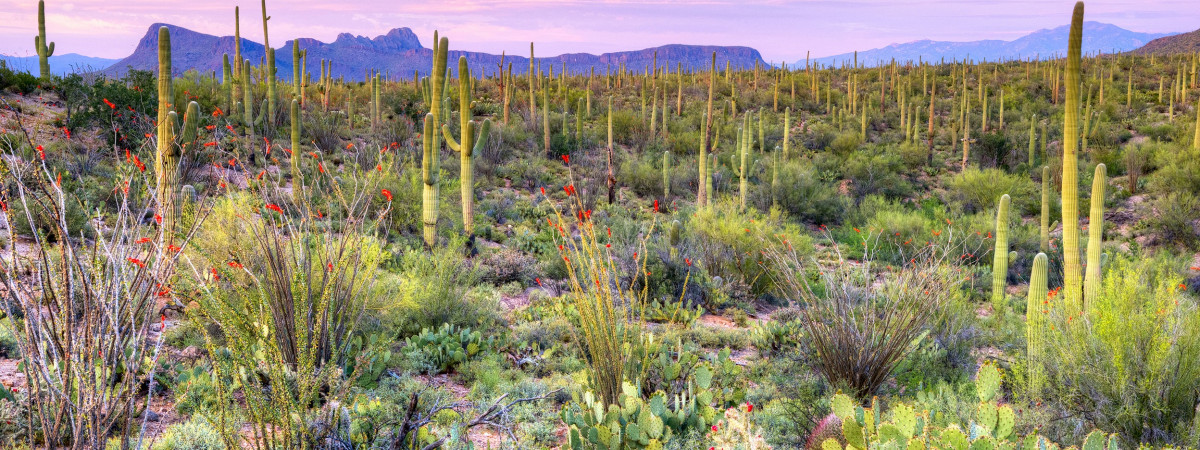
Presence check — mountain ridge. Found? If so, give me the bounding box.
[802,21,1175,67]
[100,23,767,82]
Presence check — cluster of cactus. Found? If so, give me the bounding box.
[403,323,495,374]
[342,333,392,389]
[420,32,449,248]
[441,56,492,242]
[153,26,200,257]
[565,337,745,449]
[819,363,1119,450]
[639,299,702,325]
[33,0,54,80]
[749,316,804,357]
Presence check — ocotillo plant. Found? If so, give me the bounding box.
[422,32,449,248]
[34,0,55,80]
[991,194,1011,308]
[1062,1,1085,313]
[441,56,492,243]
[155,26,180,255]
[1084,163,1106,301]
[1026,253,1049,397]
[290,99,301,204]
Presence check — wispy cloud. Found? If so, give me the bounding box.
[0,0,1195,62]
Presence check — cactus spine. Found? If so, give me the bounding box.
[1027,253,1049,397]
[155,26,180,252]
[991,194,1011,308]
[34,0,55,80]
[290,99,301,204]
[1084,163,1106,302]
[422,33,449,248]
[441,56,492,242]
[1062,2,1085,312]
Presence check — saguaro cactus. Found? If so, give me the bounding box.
[991,194,1011,308]
[442,56,492,242]
[1040,166,1051,252]
[261,0,276,126]
[292,39,305,103]
[1027,253,1049,397]
[422,32,449,248]
[290,99,302,204]
[1062,1,1085,312]
[606,96,616,205]
[1084,163,1106,302]
[155,26,179,252]
[34,0,54,80]
[737,114,750,209]
[782,107,791,159]
[662,150,671,199]
[697,52,716,207]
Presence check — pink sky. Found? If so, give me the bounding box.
[0,0,1196,62]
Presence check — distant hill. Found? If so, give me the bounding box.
[1132,28,1200,55]
[100,23,768,82]
[1,53,118,75]
[803,22,1175,68]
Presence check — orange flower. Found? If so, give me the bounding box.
[381,189,393,202]
[127,258,145,268]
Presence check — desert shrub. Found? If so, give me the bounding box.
[765,232,973,399]
[480,246,539,285]
[842,150,913,202]
[769,159,848,225]
[151,416,224,450]
[380,238,499,337]
[828,132,861,156]
[943,167,1037,215]
[1138,191,1200,251]
[1041,255,1200,445]
[685,199,813,297]
[1147,141,1200,195]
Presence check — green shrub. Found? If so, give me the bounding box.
[943,167,1037,215]
[1138,191,1200,251]
[769,159,848,225]
[151,416,224,450]
[1041,255,1200,445]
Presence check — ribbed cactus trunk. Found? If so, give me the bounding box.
[290,99,301,204]
[1041,166,1051,253]
[441,56,492,244]
[243,60,253,141]
[662,150,671,199]
[422,33,448,248]
[261,0,276,127]
[222,54,234,113]
[1026,253,1048,397]
[697,52,715,207]
[1061,2,1085,313]
[606,97,616,205]
[155,26,179,255]
[292,39,302,103]
[927,81,936,166]
[542,84,550,155]
[1194,95,1200,151]
[782,107,791,159]
[1084,163,1106,302]
[738,115,749,210]
[991,194,1011,309]
[1028,116,1037,166]
[34,0,54,80]
[529,43,536,127]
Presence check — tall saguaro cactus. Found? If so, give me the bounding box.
[441,56,492,243]
[1061,1,1085,312]
[155,26,179,252]
[1041,166,1051,252]
[33,0,54,80]
[697,52,716,207]
[261,0,276,126]
[290,99,302,204]
[1084,163,1106,301]
[991,194,1011,308]
[422,32,449,248]
[662,150,671,199]
[1026,253,1049,397]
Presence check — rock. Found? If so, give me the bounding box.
[144,410,161,422]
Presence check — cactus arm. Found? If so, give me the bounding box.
[472,119,492,155]
[442,124,462,152]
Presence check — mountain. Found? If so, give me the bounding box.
[802,22,1175,68]
[101,24,767,81]
[1132,28,1200,55]
[1,53,118,75]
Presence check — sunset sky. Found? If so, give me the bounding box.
[0,0,1197,63]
